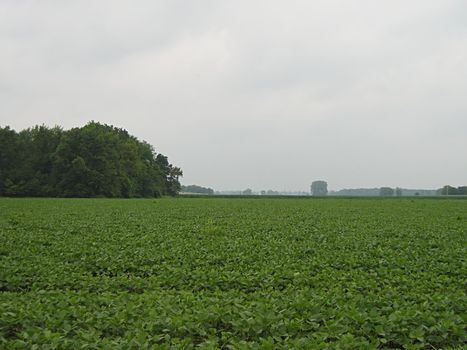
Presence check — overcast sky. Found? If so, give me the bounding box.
[1,1,466,191]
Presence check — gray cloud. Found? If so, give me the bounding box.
[1,0,466,191]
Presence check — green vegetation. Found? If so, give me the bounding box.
[379,187,395,197]
[1,198,466,349]
[310,181,328,196]
[181,185,214,195]
[437,186,467,196]
[0,122,182,198]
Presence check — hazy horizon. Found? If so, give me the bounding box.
[1,1,466,191]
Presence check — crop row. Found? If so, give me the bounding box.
[0,198,466,349]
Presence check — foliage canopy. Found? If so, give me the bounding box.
[0,122,182,197]
[310,181,328,196]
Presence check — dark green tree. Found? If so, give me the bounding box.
[0,122,182,198]
[311,181,328,196]
[437,185,467,196]
[0,126,20,195]
[182,185,214,195]
[242,188,253,195]
[379,187,394,196]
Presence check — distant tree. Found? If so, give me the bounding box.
[414,192,420,196]
[331,188,380,196]
[260,190,266,195]
[379,187,394,196]
[311,181,328,196]
[437,185,467,196]
[395,187,403,196]
[242,188,253,195]
[182,185,214,195]
[437,185,458,196]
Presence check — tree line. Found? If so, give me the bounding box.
[314,181,466,197]
[181,185,214,195]
[0,122,182,197]
[437,185,467,196]
[379,186,467,196]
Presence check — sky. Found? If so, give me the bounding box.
[1,1,466,191]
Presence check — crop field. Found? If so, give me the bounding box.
[0,198,466,349]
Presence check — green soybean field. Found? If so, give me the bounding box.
[0,198,466,349]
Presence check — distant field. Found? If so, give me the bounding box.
[1,198,466,349]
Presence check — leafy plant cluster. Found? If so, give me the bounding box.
[0,122,182,197]
[0,198,466,349]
